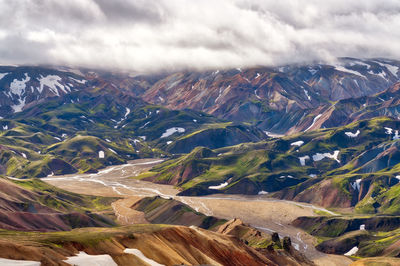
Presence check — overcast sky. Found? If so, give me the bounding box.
[1,0,400,72]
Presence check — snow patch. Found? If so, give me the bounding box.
[98,151,105,158]
[360,224,366,230]
[209,182,228,190]
[351,178,362,191]
[312,150,340,163]
[124,107,130,118]
[10,73,30,112]
[11,97,26,113]
[64,251,117,266]
[309,174,317,178]
[2,125,8,130]
[279,175,294,179]
[70,77,86,84]
[160,127,185,138]
[124,249,164,266]
[394,130,399,140]
[21,152,27,159]
[382,63,399,77]
[258,190,268,195]
[349,60,371,69]
[291,141,304,147]
[335,65,366,78]
[345,130,360,138]
[385,127,393,134]
[10,73,30,97]
[303,89,311,100]
[299,155,310,166]
[373,61,399,77]
[344,246,359,256]
[166,141,172,145]
[39,75,68,95]
[108,148,117,154]
[368,70,389,81]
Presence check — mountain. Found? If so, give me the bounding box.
[2,60,400,264]
[138,58,400,133]
[0,66,267,177]
[0,66,89,117]
[2,58,399,136]
[139,117,400,215]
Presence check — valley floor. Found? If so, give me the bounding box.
[41,159,353,266]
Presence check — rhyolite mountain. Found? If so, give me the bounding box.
[138,57,400,134]
[1,58,399,135]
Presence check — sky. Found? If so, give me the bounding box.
[1,0,400,72]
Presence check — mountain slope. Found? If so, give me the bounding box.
[131,196,226,230]
[0,176,116,231]
[139,117,400,214]
[0,75,267,177]
[0,224,315,266]
[0,66,88,117]
[139,58,400,133]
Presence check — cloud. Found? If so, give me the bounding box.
[0,0,399,72]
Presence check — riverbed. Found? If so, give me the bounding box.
[42,159,352,266]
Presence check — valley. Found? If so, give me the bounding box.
[1,62,400,265]
[42,158,352,266]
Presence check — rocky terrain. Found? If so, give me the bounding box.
[0,223,317,266]
[1,59,400,265]
[2,59,400,136]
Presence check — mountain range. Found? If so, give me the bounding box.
[1,58,400,265]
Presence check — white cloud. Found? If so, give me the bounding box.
[0,0,399,72]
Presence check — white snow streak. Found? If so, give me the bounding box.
[345,130,360,138]
[305,114,322,132]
